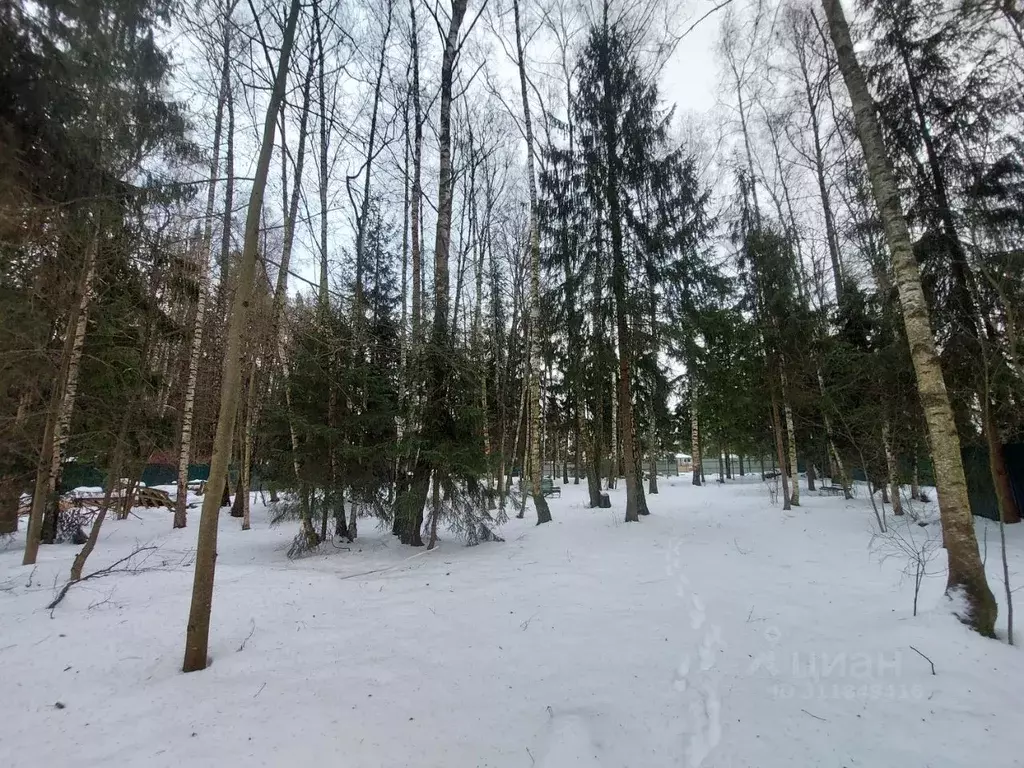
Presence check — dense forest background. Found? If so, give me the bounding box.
[1,0,1022,656]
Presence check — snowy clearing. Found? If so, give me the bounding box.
[1,477,1022,768]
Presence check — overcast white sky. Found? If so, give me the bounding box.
[661,0,723,116]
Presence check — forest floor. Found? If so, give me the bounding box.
[1,475,1022,768]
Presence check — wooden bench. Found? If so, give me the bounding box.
[819,485,846,497]
[540,478,561,498]
[762,470,781,480]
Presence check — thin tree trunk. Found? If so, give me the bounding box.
[175,8,234,529]
[315,3,330,305]
[352,0,393,332]
[427,475,440,549]
[71,409,132,581]
[241,367,256,531]
[573,415,581,485]
[183,0,302,673]
[25,231,98,563]
[409,0,423,347]
[822,0,996,636]
[691,405,701,486]
[883,421,903,516]
[984,408,1020,524]
[513,0,551,526]
[771,385,792,511]
[911,457,921,501]
[781,368,799,506]
[817,369,852,498]
[230,472,244,517]
[0,474,17,535]
[401,0,469,546]
[793,18,844,303]
[609,374,618,490]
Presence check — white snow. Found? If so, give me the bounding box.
[1,476,1022,767]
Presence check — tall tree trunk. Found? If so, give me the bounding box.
[883,421,903,516]
[573,414,581,485]
[427,475,441,549]
[183,0,302,673]
[597,49,645,521]
[792,17,844,303]
[822,0,996,636]
[691,405,701,486]
[647,422,659,494]
[817,369,852,499]
[781,368,799,506]
[985,401,1020,524]
[270,50,317,548]
[513,0,551,525]
[353,0,394,330]
[175,6,234,529]
[911,456,921,502]
[240,366,257,531]
[770,383,792,511]
[0,474,17,535]
[315,3,330,305]
[608,372,618,490]
[409,0,423,347]
[400,0,470,546]
[25,231,98,564]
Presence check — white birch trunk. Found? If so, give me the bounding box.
[822,0,996,635]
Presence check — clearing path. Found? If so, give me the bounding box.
[0,476,1021,767]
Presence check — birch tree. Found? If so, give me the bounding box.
[820,0,997,637]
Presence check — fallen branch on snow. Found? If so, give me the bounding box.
[909,645,936,675]
[47,546,158,615]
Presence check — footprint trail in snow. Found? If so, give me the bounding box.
[667,539,722,767]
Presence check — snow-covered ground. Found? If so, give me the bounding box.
[1,476,1022,768]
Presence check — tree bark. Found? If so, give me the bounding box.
[822,0,996,636]
[985,402,1020,524]
[911,456,921,501]
[781,367,799,506]
[0,475,17,535]
[240,367,256,531]
[175,5,234,529]
[883,421,903,516]
[513,0,551,526]
[608,371,618,490]
[183,0,302,673]
[25,230,98,563]
[691,405,701,486]
[647,423,659,494]
[408,0,424,347]
[771,384,792,511]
